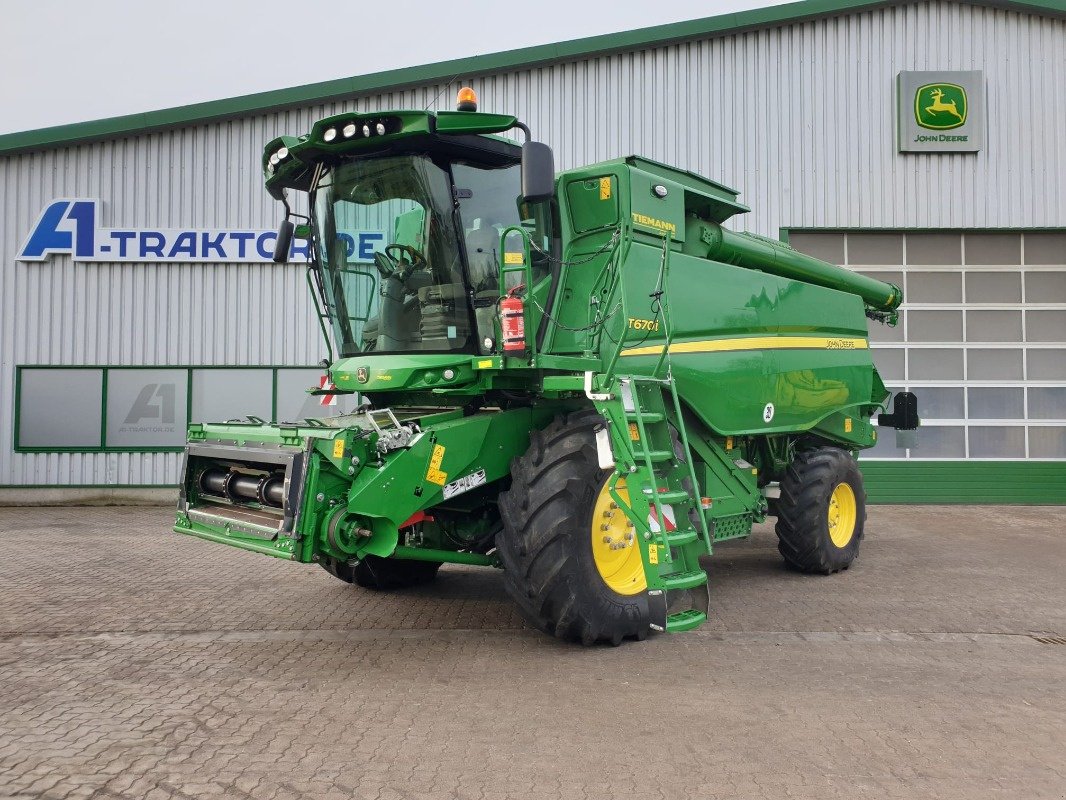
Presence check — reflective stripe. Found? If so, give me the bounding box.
[620,335,868,358]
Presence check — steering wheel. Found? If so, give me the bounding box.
[386,244,425,267]
[373,244,426,279]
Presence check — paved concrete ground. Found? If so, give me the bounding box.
[1,505,1064,800]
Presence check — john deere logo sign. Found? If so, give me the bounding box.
[898,71,983,153]
[915,84,967,129]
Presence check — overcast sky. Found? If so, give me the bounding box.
[0,0,786,135]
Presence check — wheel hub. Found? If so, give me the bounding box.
[827,482,857,548]
[590,478,647,595]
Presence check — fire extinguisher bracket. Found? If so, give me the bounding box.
[501,286,527,355]
[497,224,536,358]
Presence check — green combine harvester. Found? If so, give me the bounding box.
[175,88,918,645]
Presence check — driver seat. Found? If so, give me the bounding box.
[418,283,468,347]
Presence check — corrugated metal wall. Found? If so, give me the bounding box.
[1,0,1063,486]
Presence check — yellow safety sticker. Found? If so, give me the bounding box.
[332,439,345,459]
[648,544,659,565]
[844,418,853,433]
[628,423,640,441]
[477,359,494,369]
[599,176,612,200]
[425,445,448,485]
[726,436,734,450]
[872,429,877,441]
[503,252,523,264]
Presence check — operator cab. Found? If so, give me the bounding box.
[310,140,553,359]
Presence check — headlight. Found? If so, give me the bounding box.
[342,123,357,138]
[375,123,386,135]
[276,147,288,160]
[323,127,337,142]
[362,124,371,137]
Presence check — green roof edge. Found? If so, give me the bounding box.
[1,0,1063,156]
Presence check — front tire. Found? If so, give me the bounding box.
[775,447,866,574]
[497,410,650,646]
[320,555,441,590]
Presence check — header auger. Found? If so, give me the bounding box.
[175,88,918,645]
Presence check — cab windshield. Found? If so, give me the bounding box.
[312,152,550,358]
[313,154,471,357]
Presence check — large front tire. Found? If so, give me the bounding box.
[497,410,650,646]
[775,447,866,574]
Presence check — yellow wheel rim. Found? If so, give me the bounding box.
[827,482,857,548]
[590,477,647,595]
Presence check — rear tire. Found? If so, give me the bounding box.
[320,555,441,590]
[497,409,649,645]
[775,447,866,574]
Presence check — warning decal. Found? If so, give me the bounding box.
[425,444,448,486]
[442,469,488,500]
[319,376,337,406]
[648,504,677,533]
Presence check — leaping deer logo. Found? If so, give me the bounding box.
[925,88,964,123]
[915,83,968,130]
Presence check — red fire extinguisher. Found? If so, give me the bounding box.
[501,285,526,354]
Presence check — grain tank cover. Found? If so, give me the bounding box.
[625,156,749,223]
[614,157,902,312]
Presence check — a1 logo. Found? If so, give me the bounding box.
[763,403,775,423]
[19,199,97,260]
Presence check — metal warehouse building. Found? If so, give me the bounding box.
[1,0,1064,503]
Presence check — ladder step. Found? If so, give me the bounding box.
[666,609,707,633]
[665,529,698,547]
[644,488,691,504]
[626,411,666,424]
[659,569,708,591]
[642,450,674,463]
[626,375,671,384]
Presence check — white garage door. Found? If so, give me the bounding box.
[787,230,1066,461]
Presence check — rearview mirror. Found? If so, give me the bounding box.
[272,219,295,263]
[521,141,555,203]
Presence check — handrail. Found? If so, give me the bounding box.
[600,228,674,387]
[650,232,674,379]
[498,226,535,290]
[583,231,628,358]
[596,233,632,388]
[305,265,379,362]
[664,367,713,550]
[305,267,334,363]
[626,378,675,565]
[497,226,536,358]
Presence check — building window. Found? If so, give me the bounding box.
[14,366,353,452]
